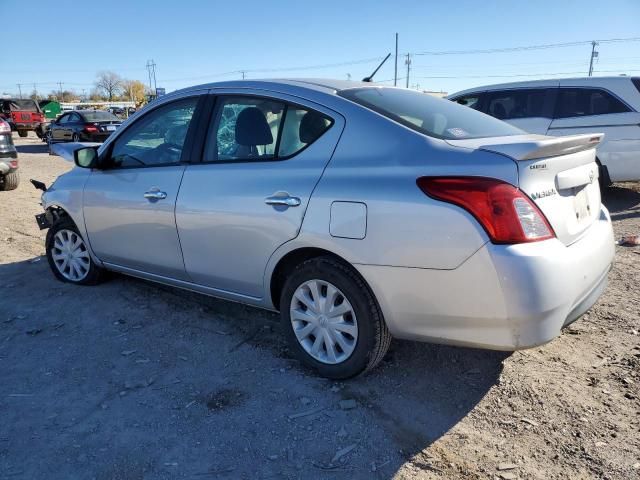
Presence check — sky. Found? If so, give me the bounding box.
[1,0,639,98]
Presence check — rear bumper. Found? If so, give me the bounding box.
[14,123,41,131]
[81,132,113,142]
[356,206,615,350]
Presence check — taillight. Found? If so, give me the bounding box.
[9,160,18,169]
[416,176,555,244]
[83,123,98,133]
[0,121,10,134]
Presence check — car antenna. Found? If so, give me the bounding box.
[362,53,391,82]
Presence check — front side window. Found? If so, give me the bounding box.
[453,94,482,110]
[58,114,71,124]
[205,97,332,162]
[107,97,198,168]
[555,88,630,118]
[485,89,549,120]
[340,87,523,140]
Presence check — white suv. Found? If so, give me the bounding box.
[449,77,640,184]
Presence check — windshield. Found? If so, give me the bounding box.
[339,87,523,140]
[82,111,119,122]
[9,99,40,112]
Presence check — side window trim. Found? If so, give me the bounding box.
[99,94,204,170]
[199,93,334,165]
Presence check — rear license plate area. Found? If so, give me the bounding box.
[573,187,591,223]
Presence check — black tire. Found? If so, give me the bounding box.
[280,256,392,379]
[0,171,19,191]
[45,218,105,285]
[72,133,80,142]
[17,130,28,138]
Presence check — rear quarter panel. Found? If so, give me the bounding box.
[279,106,520,271]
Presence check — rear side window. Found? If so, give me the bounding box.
[485,89,551,120]
[205,96,332,162]
[555,88,630,118]
[340,87,523,140]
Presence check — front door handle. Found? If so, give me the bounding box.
[265,195,301,207]
[144,190,167,200]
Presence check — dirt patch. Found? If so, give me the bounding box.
[204,388,247,412]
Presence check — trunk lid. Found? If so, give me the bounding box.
[446,133,603,246]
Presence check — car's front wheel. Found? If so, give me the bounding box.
[46,219,105,285]
[72,133,80,142]
[280,256,391,379]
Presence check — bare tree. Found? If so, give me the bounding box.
[95,71,123,101]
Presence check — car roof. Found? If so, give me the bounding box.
[173,78,375,96]
[449,76,636,98]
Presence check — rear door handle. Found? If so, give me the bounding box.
[144,190,167,200]
[265,195,301,207]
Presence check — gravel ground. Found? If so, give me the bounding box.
[1,134,639,480]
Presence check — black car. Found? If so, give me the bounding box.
[48,110,122,143]
[0,119,19,190]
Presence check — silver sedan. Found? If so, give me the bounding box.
[38,79,614,378]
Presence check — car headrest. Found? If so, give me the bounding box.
[164,123,189,148]
[235,107,273,146]
[299,111,328,144]
[493,103,506,119]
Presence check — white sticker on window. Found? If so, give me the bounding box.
[446,127,468,138]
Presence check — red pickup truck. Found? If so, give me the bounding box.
[1,99,46,138]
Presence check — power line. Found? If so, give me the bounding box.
[413,36,640,56]
[411,68,640,80]
[160,56,386,84]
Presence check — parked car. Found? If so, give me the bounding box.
[0,99,46,137]
[36,80,614,379]
[0,119,19,190]
[107,106,125,116]
[47,110,122,143]
[448,76,640,185]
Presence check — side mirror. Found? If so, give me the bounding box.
[74,147,98,169]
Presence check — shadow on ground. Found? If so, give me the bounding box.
[1,258,505,478]
[602,183,640,221]
[15,142,49,155]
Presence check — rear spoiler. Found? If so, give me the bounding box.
[476,133,604,161]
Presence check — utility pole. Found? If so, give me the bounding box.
[405,53,411,88]
[240,70,246,80]
[588,41,599,77]
[33,83,38,101]
[146,60,153,93]
[146,59,157,94]
[16,84,23,99]
[394,33,398,86]
[58,82,64,102]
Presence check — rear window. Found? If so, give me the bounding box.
[82,111,119,122]
[339,87,523,140]
[7,100,40,112]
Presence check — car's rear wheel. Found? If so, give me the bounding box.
[17,130,28,138]
[46,219,105,285]
[0,171,19,191]
[280,256,391,379]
